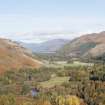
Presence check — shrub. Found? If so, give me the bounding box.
[65,95,81,105]
[55,95,81,105]
[0,94,16,105]
[21,84,30,95]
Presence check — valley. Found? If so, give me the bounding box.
[0,32,105,105]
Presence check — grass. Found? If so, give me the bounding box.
[40,77,69,88]
[65,61,93,67]
[45,61,93,69]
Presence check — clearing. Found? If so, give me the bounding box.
[40,76,69,88]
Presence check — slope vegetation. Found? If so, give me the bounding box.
[0,38,42,74]
[58,31,105,58]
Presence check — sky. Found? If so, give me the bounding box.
[0,0,105,43]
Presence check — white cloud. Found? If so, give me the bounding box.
[0,16,105,43]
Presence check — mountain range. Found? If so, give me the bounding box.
[58,31,105,59]
[20,39,69,53]
[0,31,105,74]
[20,31,105,60]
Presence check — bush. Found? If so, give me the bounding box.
[55,95,81,105]
[21,84,31,95]
[0,94,16,105]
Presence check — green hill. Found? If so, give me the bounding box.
[57,31,105,59]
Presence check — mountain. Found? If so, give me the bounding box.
[0,38,42,74]
[57,31,105,59]
[21,39,69,53]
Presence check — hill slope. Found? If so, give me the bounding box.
[58,31,105,58]
[0,38,42,74]
[21,39,69,53]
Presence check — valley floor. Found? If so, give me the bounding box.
[0,61,105,105]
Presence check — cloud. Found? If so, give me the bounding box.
[0,16,105,43]
[0,30,80,43]
[0,25,105,43]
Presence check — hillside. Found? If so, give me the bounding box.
[0,38,42,74]
[21,39,69,53]
[58,31,105,59]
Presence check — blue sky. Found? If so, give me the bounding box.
[0,0,105,43]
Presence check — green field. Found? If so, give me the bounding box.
[40,76,69,88]
[45,61,93,68]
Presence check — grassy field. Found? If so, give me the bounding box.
[45,61,93,68]
[40,76,69,88]
[62,61,93,68]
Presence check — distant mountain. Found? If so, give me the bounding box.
[0,38,42,74]
[57,31,105,59]
[20,39,69,53]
